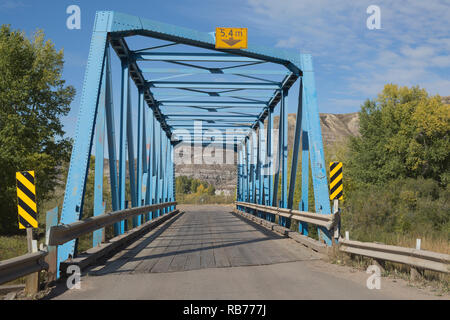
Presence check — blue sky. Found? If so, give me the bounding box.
[1,0,449,140]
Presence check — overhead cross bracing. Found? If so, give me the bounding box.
[56,11,334,279]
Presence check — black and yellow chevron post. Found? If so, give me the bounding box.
[329,162,343,200]
[16,171,38,229]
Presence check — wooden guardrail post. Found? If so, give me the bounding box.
[25,228,39,295]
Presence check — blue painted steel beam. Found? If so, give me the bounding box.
[278,89,289,227]
[272,104,282,208]
[301,54,332,245]
[134,89,145,227]
[103,46,120,228]
[266,108,272,207]
[170,124,252,128]
[167,119,256,123]
[142,67,291,75]
[287,80,303,210]
[56,12,109,277]
[158,92,275,99]
[258,120,265,206]
[251,130,257,204]
[106,11,302,74]
[109,36,172,137]
[93,65,106,248]
[159,101,268,107]
[134,52,262,62]
[165,114,257,118]
[127,78,137,213]
[117,58,129,235]
[145,110,155,220]
[148,81,280,90]
[245,137,250,205]
[300,95,309,236]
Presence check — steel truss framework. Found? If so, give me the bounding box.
[56,11,333,276]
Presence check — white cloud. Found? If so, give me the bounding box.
[241,0,450,105]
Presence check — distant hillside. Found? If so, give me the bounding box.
[104,95,449,195]
[175,112,360,194]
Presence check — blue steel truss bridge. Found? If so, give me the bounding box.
[3,11,444,300]
[56,10,334,268]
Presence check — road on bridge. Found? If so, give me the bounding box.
[47,205,444,300]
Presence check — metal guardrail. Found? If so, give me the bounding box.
[0,202,177,286]
[0,251,48,285]
[236,201,339,230]
[339,238,450,274]
[48,201,177,246]
[236,202,449,274]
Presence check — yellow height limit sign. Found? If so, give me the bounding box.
[329,162,343,200]
[215,28,247,49]
[16,171,38,229]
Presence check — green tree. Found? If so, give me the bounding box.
[347,84,450,187]
[176,175,192,194]
[190,179,201,194]
[0,26,75,234]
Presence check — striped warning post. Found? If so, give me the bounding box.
[329,162,343,200]
[16,171,38,229]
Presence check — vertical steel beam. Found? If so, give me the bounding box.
[281,89,288,207]
[134,89,145,227]
[117,58,129,235]
[287,80,303,209]
[252,130,258,205]
[139,94,148,222]
[145,111,156,220]
[169,142,174,210]
[162,134,168,213]
[151,116,158,217]
[278,89,289,227]
[301,54,332,245]
[258,121,265,206]
[104,46,119,217]
[247,134,252,204]
[156,123,163,216]
[93,68,106,248]
[266,108,272,208]
[127,79,137,212]
[300,102,310,236]
[245,137,250,205]
[237,146,241,202]
[272,97,283,211]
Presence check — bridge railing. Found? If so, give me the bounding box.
[0,251,48,286]
[235,201,340,232]
[48,201,177,246]
[234,202,450,275]
[0,201,177,287]
[339,238,450,274]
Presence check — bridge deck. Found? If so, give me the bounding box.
[89,205,319,275]
[49,205,444,300]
